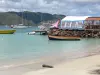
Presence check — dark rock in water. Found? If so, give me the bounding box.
[42,64,54,68]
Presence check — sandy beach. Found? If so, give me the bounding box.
[23,54,100,75]
[0,44,100,75]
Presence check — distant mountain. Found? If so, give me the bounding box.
[0,11,65,25]
[0,12,33,25]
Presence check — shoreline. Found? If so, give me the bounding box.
[23,53,100,75]
[0,45,100,75]
[22,45,100,75]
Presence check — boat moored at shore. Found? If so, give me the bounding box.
[48,35,81,40]
[10,24,28,29]
[0,30,16,34]
[28,31,35,35]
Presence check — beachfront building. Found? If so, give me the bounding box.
[49,16,100,38]
[60,16,100,30]
[60,16,89,29]
[84,17,100,29]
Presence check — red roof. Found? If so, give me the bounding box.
[85,17,100,20]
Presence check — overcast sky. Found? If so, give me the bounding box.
[0,0,100,16]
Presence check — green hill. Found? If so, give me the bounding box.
[0,12,33,25]
[0,12,65,26]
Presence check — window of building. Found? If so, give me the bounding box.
[93,20,100,25]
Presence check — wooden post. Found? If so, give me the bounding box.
[92,30,94,38]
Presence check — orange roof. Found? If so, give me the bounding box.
[85,17,100,20]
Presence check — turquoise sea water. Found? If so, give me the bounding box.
[0,26,100,64]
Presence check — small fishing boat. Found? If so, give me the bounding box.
[0,30,16,34]
[48,35,81,40]
[28,31,35,35]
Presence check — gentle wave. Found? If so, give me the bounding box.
[0,61,38,70]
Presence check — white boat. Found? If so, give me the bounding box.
[28,31,35,35]
[11,24,28,29]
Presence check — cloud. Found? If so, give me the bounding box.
[73,0,100,2]
[7,0,21,2]
[0,0,100,16]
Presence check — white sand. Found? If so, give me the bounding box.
[23,54,100,75]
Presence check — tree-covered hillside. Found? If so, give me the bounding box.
[0,11,65,25]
